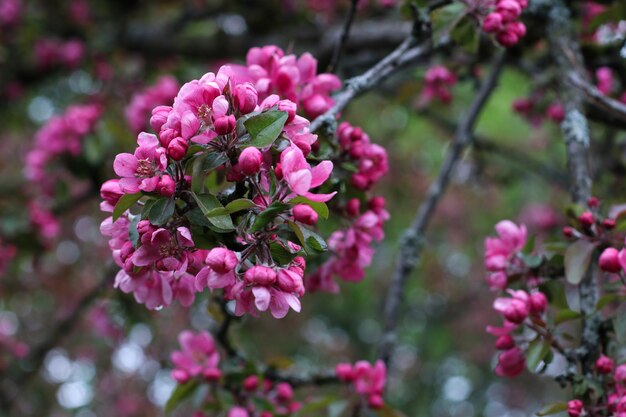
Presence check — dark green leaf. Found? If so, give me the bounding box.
[113,192,142,221]
[190,192,235,231]
[243,110,288,148]
[165,381,199,414]
[554,309,581,325]
[202,152,229,172]
[249,202,289,233]
[128,214,140,248]
[269,242,297,265]
[148,198,175,226]
[288,221,327,254]
[526,339,551,372]
[141,199,157,220]
[564,240,597,284]
[225,198,256,213]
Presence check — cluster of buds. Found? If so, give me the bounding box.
[125,75,179,134]
[336,122,388,191]
[567,360,626,416]
[243,45,341,119]
[512,95,564,126]
[335,360,387,409]
[101,63,336,316]
[34,37,85,69]
[484,220,527,290]
[307,197,389,293]
[170,330,221,384]
[419,65,457,106]
[24,103,102,241]
[481,0,528,47]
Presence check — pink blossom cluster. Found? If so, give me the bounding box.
[24,103,101,240]
[170,330,221,383]
[0,237,16,278]
[336,360,387,409]
[481,0,528,47]
[307,197,389,293]
[125,76,179,134]
[0,0,21,27]
[419,65,457,106]
[242,45,341,119]
[102,64,337,316]
[229,377,301,416]
[34,38,85,69]
[512,95,565,126]
[337,122,388,190]
[484,220,527,290]
[567,360,626,416]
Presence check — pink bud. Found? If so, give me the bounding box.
[168,137,188,161]
[206,248,238,273]
[234,83,258,114]
[599,248,621,273]
[228,407,249,417]
[496,30,519,47]
[277,100,296,122]
[293,204,318,225]
[528,292,548,314]
[335,363,354,381]
[275,382,293,402]
[614,363,626,385]
[277,268,304,294]
[244,266,277,286]
[274,163,283,180]
[495,335,516,350]
[369,196,386,211]
[150,105,171,132]
[603,218,616,229]
[203,368,222,381]
[579,211,594,228]
[100,179,123,206]
[595,354,614,374]
[172,369,190,383]
[546,102,565,123]
[238,147,263,176]
[587,196,600,208]
[507,21,526,37]
[159,128,178,147]
[563,226,575,237]
[350,174,370,190]
[482,12,504,33]
[346,198,361,217]
[368,394,384,410]
[243,375,259,391]
[214,115,236,135]
[496,0,522,22]
[157,174,176,197]
[567,399,583,417]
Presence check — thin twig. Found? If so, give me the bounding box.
[327,0,360,73]
[377,51,508,365]
[566,72,626,124]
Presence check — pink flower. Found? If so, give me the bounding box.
[113,133,168,193]
[343,360,386,409]
[292,204,318,225]
[615,364,626,385]
[493,290,529,324]
[484,220,527,271]
[227,407,249,417]
[125,76,179,134]
[280,144,335,202]
[170,330,220,383]
[239,147,263,176]
[600,247,622,273]
[567,399,583,417]
[596,67,614,96]
[195,248,238,290]
[495,347,525,377]
[596,355,614,374]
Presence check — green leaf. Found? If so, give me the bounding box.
[564,240,597,284]
[526,339,552,372]
[225,198,256,213]
[113,192,142,221]
[554,309,581,325]
[141,199,157,220]
[202,152,229,172]
[289,196,329,219]
[243,110,288,148]
[536,402,568,416]
[148,198,175,226]
[451,18,478,53]
[269,242,298,265]
[165,381,199,414]
[294,395,337,417]
[190,192,235,231]
[596,294,626,311]
[288,221,328,254]
[128,215,140,248]
[249,202,289,233]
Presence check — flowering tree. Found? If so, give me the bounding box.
[2,0,626,416]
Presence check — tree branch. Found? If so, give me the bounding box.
[377,51,508,365]
[547,0,599,380]
[566,72,626,125]
[327,0,360,73]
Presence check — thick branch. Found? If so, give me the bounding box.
[547,0,598,379]
[566,72,626,125]
[377,51,507,365]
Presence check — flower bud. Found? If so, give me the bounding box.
[346,198,361,217]
[206,248,238,273]
[274,163,283,180]
[167,137,188,161]
[243,375,259,391]
[496,0,522,21]
[214,115,236,135]
[172,369,190,384]
[238,147,263,176]
[547,103,565,123]
[563,226,575,238]
[579,211,595,228]
[351,174,370,190]
[482,12,503,33]
[275,382,293,402]
[614,363,626,385]
[159,128,178,147]
[100,179,123,207]
[234,83,258,114]
[335,363,354,381]
[293,204,318,225]
[588,196,600,208]
[157,174,176,197]
[368,394,384,410]
[595,354,614,374]
[228,407,249,417]
[496,30,519,47]
[244,266,277,286]
[567,399,583,417]
[277,268,304,294]
[599,248,622,273]
[277,100,297,122]
[203,368,222,381]
[150,105,171,132]
[495,335,516,350]
[603,218,616,229]
[528,292,548,314]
